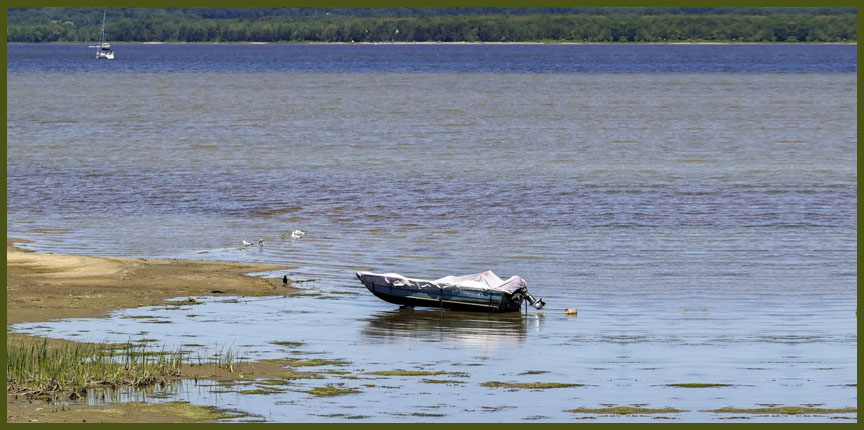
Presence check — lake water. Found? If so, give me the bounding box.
[6,44,857,422]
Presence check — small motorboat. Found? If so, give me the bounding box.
[356,270,545,313]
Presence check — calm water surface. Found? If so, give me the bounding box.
[7,44,857,422]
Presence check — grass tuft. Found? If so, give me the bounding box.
[6,339,183,397]
[8,339,245,398]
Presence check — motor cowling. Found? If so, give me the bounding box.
[519,289,545,310]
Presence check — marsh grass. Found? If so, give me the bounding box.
[6,339,183,397]
[8,339,244,398]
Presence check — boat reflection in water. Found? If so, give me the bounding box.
[360,308,544,349]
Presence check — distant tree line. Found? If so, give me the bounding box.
[7,7,857,24]
[7,9,857,43]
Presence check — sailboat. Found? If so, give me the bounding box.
[91,12,114,60]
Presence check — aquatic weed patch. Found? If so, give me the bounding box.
[666,383,732,388]
[708,407,857,415]
[281,372,325,380]
[411,412,446,417]
[567,407,685,415]
[368,369,467,377]
[315,413,371,419]
[299,384,361,397]
[281,357,350,367]
[289,292,324,298]
[482,381,582,389]
[368,369,447,376]
[238,388,286,395]
[422,379,466,385]
[321,369,351,375]
[256,378,295,386]
[270,341,305,348]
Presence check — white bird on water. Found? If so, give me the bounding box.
[241,240,253,247]
[290,230,305,240]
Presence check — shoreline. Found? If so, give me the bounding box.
[5,238,295,325]
[5,238,308,422]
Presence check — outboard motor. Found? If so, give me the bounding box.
[522,290,546,310]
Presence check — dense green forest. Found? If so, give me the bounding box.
[6,7,857,43]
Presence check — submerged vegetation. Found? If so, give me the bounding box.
[280,357,350,367]
[421,379,467,385]
[270,341,305,348]
[7,7,856,43]
[481,381,582,389]
[299,384,361,397]
[567,406,685,415]
[666,383,732,388]
[368,370,448,377]
[707,407,857,415]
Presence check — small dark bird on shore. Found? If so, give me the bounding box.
[283,275,288,286]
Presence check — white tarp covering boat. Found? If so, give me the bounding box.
[359,270,527,294]
[356,270,544,312]
[434,271,527,294]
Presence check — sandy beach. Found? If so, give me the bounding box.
[6,239,293,325]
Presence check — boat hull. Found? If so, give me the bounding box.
[357,273,524,313]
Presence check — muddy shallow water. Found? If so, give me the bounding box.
[13,290,856,422]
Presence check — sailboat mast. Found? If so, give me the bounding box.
[100,12,106,45]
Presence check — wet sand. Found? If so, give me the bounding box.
[5,238,297,422]
[6,238,294,325]
[6,400,247,423]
